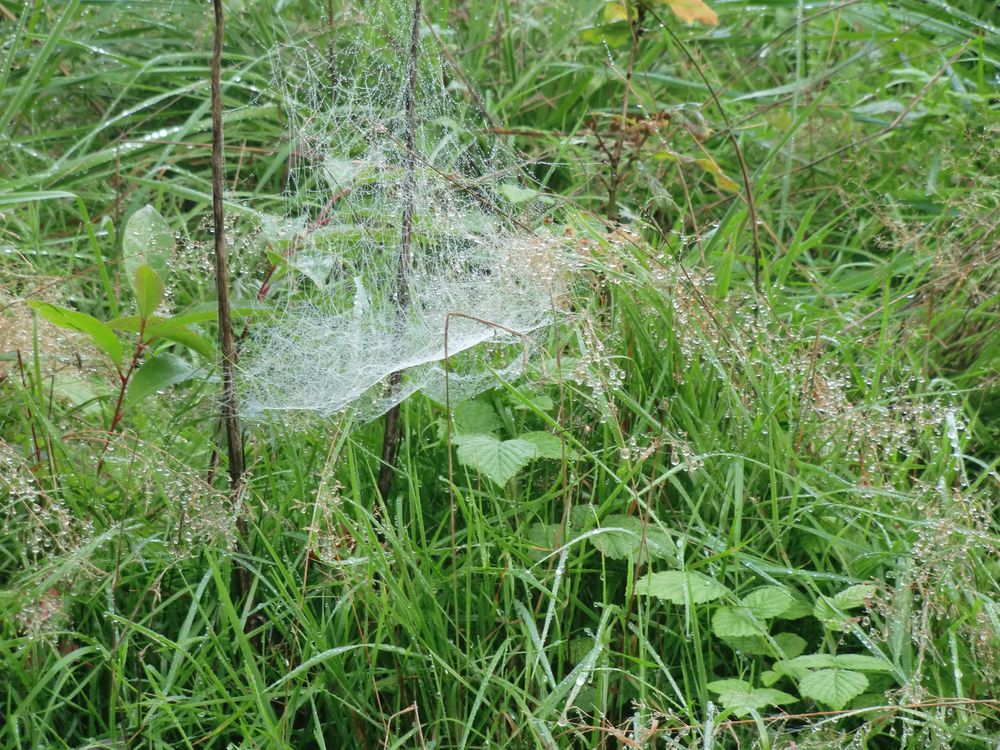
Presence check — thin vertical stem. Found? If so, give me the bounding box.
[378,0,422,500]
[211,0,245,491]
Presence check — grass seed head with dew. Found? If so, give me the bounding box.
[240,3,571,422]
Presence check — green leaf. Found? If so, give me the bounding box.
[797,668,868,710]
[772,632,807,659]
[453,399,501,435]
[122,205,173,289]
[580,24,631,46]
[706,679,796,717]
[126,353,198,403]
[814,587,872,630]
[146,323,214,359]
[635,570,729,604]
[498,183,539,204]
[525,522,573,560]
[775,593,813,620]
[741,586,796,619]
[780,654,838,670]
[832,584,877,610]
[133,264,164,320]
[831,654,894,673]
[521,431,576,460]
[712,606,767,639]
[590,514,678,562]
[452,434,537,485]
[28,301,123,367]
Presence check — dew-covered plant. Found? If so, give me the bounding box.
[240,1,571,426]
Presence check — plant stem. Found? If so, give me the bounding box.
[211,0,245,494]
[378,0,422,501]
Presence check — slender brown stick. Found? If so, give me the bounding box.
[211,0,245,491]
[377,0,422,501]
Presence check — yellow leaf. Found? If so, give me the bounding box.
[603,2,629,23]
[695,158,739,193]
[660,0,718,26]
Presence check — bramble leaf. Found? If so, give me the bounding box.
[452,434,537,485]
[798,668,868,710]
[590,514,677,562]
[635,570,729,604]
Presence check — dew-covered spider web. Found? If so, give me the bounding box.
[240,0,569,422]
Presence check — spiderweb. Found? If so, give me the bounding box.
[240,1,567,422]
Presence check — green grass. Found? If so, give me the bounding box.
[1,0,998,747]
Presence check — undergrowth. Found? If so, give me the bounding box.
[1,0,998,747]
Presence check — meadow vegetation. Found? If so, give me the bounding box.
[1,0,998,747]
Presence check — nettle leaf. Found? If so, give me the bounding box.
[28,301,123,367]
[707,679,796,717]
[133,264,165,320]
[126,353,198,403]
[741,586,796,619]
[122,205,173,289]
[797,668,868,710]
[590,514,678,563]
[453,399,501,435]
[636,570,729,604]
[712,607,767,639]
[655,0,718,26]
[452,434,536,485]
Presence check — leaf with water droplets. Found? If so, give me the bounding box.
[122,205,173,292]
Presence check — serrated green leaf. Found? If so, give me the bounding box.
[635,570,729,604]
[831,654,895,672]
[590,514,677,562]
[452,434,537,485]
[775,593,813,620]
[832,584,876,610]
[126,353,198,403]
[772,632,807,659]
[453,399,501,435]
[760,670,781,687]
[798,668,868,710]
[133,264,164,320]
[707,679,796,717]
[526,522,574,560]
[712,606,767,638]
[122,205,173,291]
[719,634,770,654]
[29,301,123,367]
[521,431,576,460]
[741,586,795,619]
[781,654,838,670]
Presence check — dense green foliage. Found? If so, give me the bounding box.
[1,0,998,747]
